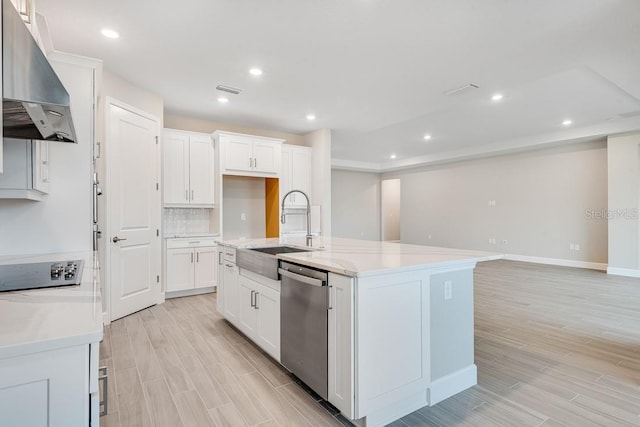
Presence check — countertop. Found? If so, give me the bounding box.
[164,233,220,239]
[219,236,502,277]
[0,251,103,359]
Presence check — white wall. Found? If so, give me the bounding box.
[222,176,266,239]
[331,169,381,241]
[164,114,305,145]
[607,133,640,273]
[383,141,608,263]
[0,55,97,256]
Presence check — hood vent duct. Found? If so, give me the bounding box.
[2,0,77,143]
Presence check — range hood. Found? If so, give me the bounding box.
[2,0,77,142]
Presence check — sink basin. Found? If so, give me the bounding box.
[249,245,312,255]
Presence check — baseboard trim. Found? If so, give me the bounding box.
[504,254,607,271]
[429,364,477,406]
[607,267,640,278]
[165,286,215,299]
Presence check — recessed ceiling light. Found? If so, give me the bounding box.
[217,97,229,104]
[101,28,120,39]
[306,114,316,121]
[390,154,397,159]
[562,119,572,126]
[491,93,503,101]
[423,134,432,141]
[249,68,263,76]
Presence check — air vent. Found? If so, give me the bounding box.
[444,84,479,96]
[216,84,242,95]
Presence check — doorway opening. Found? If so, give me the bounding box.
[381,178,401,242]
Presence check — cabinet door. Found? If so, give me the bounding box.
[290,146,312,204]
[216,248,224,313]
[163,132,190,205]
[328,273,354,418]
[255,283,281,361]
[32,141,50,194]
[0,344,90,427]
[222,136,253,173]
[252,140,280,175]
[238,276,259,337]
[188,135,215,206]
[223,263,240,324]
[194,246,216,288]
[166,247,195,292]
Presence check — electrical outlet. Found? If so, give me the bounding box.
[240,212,246,221]
[444,280,453,300]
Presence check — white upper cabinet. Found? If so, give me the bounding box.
[163,129,215,207]
[280,144,313,207]
[214,131,283,177]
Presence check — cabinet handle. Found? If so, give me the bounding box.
[254,292,259,309]
[249,157,252,168]
[250,290,255,307]
[254,157,257,169]
[218,251,223,265]
[191,189,194,200]
[99,366,108,416]
[328,285,333,310]
[196,252,200,262]
[191,253,194,263]
[185,190,189,201]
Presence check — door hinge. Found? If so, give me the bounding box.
[156,229,159,237]
[157,275,160,283]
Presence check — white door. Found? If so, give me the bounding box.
[162,131,189,205]
[223,136,252,172]
[194,246,217,288]
[223,263,240,323]
[256,284,280,360]
[166,248,194,292]
[238,276,259,337]
[252,140,279,174]
[108,101,161,321]
[189,135,215,205]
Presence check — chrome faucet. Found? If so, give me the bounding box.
[281,190,313,246]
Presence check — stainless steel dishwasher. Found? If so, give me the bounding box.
[279,261,329,400]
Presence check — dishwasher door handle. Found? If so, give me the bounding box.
[279,268,326,287]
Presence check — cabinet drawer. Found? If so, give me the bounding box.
[223,247,236,263]
[166,237,218,249]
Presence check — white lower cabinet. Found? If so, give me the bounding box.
[328,273,355,418]
[237,273,280,360]
[166,237,218,295]
[222,262,240,324]
[0,342,100,427]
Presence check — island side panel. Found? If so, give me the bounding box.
[355,269,431,419]
[429,267,477,405]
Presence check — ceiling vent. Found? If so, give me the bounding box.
[444,83,479,96]
[216,84,242,95]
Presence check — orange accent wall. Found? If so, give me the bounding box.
[265,178,280,238]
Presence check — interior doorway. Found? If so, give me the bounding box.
[381,178,401,242]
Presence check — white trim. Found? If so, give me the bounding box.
[504,254,607,271]
[607,267,640,278]
[429,364,477,406]
[331,158,383,172]
[165,287,215,299]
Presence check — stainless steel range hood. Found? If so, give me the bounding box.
[2,0,77,142]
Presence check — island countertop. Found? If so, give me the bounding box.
[0,252,103,359]
[219,236,502,277]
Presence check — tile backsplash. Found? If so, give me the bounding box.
[164,208,211,235]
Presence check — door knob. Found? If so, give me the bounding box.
[112,236,127,243]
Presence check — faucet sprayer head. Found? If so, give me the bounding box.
[281,213,286,224]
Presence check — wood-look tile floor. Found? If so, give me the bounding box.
[100,260,640,426]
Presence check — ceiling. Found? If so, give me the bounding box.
[36,0,640,171]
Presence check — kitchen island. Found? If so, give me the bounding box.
[0,252,104,427]
[217,236,499,427]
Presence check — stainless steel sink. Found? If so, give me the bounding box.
[237,246,314,280]
[249,246,311,255]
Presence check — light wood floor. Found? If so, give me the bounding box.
[100,260,640,426]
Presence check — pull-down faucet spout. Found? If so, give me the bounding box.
[281,190,312,247]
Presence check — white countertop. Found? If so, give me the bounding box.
[0,252,103,359]
[220,236,502,277]
[164,233,220,239]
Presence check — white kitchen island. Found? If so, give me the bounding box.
[217,236,500,427]
[0,252,104,427]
